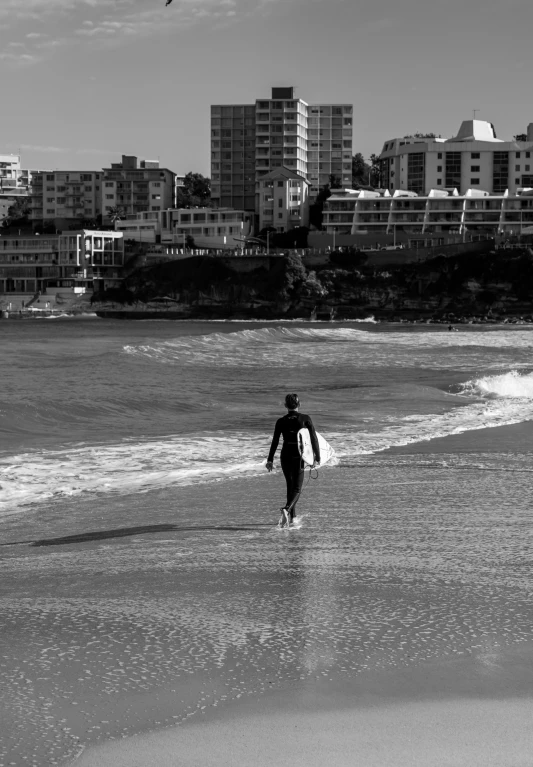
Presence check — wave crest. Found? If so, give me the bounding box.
[459,371,533,399]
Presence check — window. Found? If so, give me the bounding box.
[526,165,531,172]
[105,194,114,199]
[516,165,521,172]
[445,152,462,188]
[105,182,114,187]
[57,197,65,204]
[278,199,283,207]
[46,209,54,214]
[437,165,442,172]
[526,152,531,158]
[515,178,520,185]
[493,151,509,194]
[471,152,480,159]
[470,178,480,185]
[152,182,161,187]
[277,181,283,187]
[437,179,442,185]
[516,152,521,158]
[471,166,480,172]
[278,213,283,219]
[152,194,161,200]
[437,153,443,159]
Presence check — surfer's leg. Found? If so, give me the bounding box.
[290,459,305,520]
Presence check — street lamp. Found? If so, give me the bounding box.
[333,226,337,252]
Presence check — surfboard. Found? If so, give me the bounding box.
[297,428,335,468]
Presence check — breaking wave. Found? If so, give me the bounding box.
[2,368,533,516]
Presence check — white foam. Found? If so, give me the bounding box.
[2,369,533,516]
[124,326,533,370]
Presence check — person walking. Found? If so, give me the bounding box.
[266,393,320,527]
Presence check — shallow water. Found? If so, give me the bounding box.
[1,319,533,766]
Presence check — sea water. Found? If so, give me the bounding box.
[2,319,533,765]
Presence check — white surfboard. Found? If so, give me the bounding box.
[297,428,335,468]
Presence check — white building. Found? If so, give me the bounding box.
[161,207,253,250]
[114,211,162,244]
[0,154,45,223]
[258,166,309,232]
[379,120,533,196]
[323,187,533,236]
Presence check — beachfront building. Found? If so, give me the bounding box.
[102,155,175,224]
[258,166,309,232]
[29,170,103,230]
[161,207,253,250]
[0,230,124,295]
[114,211,162,244]
[322,187,533,237]
[211,87,353,213]
[379,120,533,196]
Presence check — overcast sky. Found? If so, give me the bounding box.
[1,0,532,175]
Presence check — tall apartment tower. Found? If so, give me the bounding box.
[211,87,353,213]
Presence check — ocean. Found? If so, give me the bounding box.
[2,318,533,766]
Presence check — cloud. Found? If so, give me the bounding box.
[0,52,40,65]
[26,32,47,38]
[19,144,68,153]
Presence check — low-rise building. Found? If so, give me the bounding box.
[379,120,533,196]
[161,207,253,249]
[258,166,309,232]
[323,187,533,236]
[102,155,175,223]
[0,230,124,294]
[114,211,162,244]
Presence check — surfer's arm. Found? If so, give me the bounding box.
[267,420,282,463]
[306,418,321,464]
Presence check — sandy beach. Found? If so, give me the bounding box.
[1,418,532,766]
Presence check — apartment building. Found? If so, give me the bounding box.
[161,207,253,249]
[258,166,309,232]
[0,230,124,294]
[0,154,44,222]
[30,170,102,228]
[102,155,175,223]
[323,187,533,236]
[211,87,353,216]
[379,120,533,196]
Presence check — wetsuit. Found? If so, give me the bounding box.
[268,411,320,520]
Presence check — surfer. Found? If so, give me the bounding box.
[266,393,320,527]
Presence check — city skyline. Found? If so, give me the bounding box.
[1,0,532,175]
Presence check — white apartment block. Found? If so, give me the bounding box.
[30,170,102,227]
[161,207,253,249]
[0,154,46,222]
[258,166,309,232]
[115,211,162,244]
[211,87,353,216]
[323,187,533,236]
[102,155,175,223]
[379,120,533,196]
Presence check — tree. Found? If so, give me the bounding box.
[106,205,126,224]
[176,172,211,208]
[515,133,528,142]
[329,173,342,189]
[309,184,332,230]
[1,196,30,228]
[369,154,382,187]
[352,153,370,186]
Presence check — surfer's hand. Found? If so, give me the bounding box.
[266,461,274,472]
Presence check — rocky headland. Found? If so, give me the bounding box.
[92,246,533,323]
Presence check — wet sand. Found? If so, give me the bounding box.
[2,420,533,766]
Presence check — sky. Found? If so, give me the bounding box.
[1,0,532,176]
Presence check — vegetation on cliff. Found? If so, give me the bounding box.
[93,247,533,319]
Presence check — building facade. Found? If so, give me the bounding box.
[29,170,102,229]
[0,230,124,294]
[161,207,253,250]
[0,154,44,223]
[379,120,533,196]
[323,187,533,236]
[211,87,353,216]
[258,166,309,232]
[102,155,175,223]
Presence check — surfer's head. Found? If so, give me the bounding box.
[285,393,300,411]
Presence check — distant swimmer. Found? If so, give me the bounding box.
[448,325,459,332]
[266,393,320,528]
